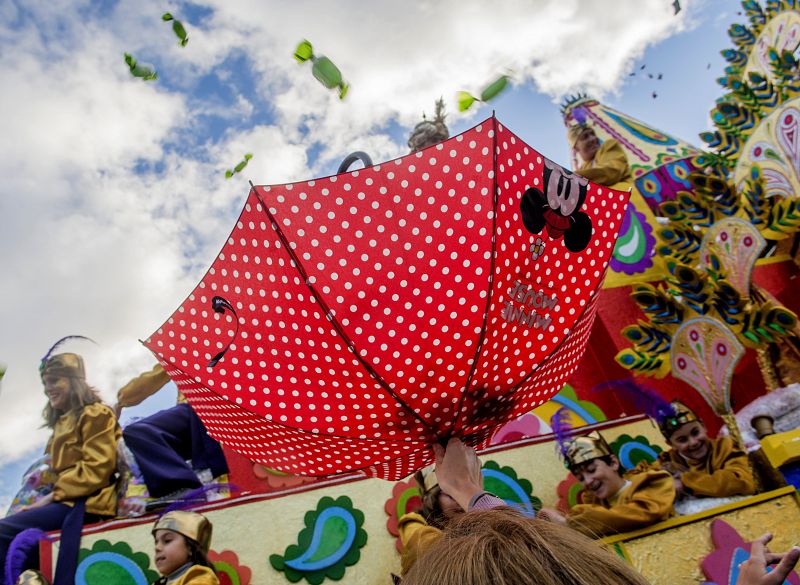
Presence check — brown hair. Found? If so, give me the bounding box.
[413,470,449,530]
[186,537,218,574]
[402,508,651,585]
[42,376,103,428]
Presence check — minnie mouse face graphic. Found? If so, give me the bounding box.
[520,158,593,253]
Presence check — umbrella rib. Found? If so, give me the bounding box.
[449,115,501,435]
[251,186,438,438]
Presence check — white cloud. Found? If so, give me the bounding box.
[0,0,691,466]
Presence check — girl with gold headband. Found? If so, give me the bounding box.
[600,380,756,499]
[151,510,219,584]
[0,338,121,578]
[538,412,675,537]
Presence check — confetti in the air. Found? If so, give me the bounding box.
[225,154,253,179]
[162,13,189,47]
[457,74,511,112]
[294,39,349,99]
[124,52,158,81]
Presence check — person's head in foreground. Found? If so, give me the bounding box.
[413,467,463,529]
[565,432,626,500]
[659,400,711,462]
[567,123,601,163]
[152,510,216,576]
[40,352,102,427]
[401,507,651,585]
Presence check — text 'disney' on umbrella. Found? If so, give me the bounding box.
[144,116,631,480]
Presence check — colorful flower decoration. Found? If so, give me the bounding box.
[701,519,800,585]
[529,237,546,261]
[209,549,252,585]
[270,495,367,584]
[555,473,586,514]
[252,463,318,490]
[490,412,550,445]
[531,384,607,430]
[384,477,422,552]
[76,540,158,585]
[608,434,662,469]
[480,461,541,517]
[609,205,656,275]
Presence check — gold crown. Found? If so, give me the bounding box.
[658,400,699,438]
[41,353,85,380]
[16,570,49,585]
[564,432,613,469]
[567,123,591,147]
[152,511,213,553]
[420,466,439,493]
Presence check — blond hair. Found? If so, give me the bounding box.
[402,508,651,585]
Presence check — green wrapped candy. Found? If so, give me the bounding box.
[162,13,188,46]
[226,153,253,179]
[480,75,509,102]
[124,53,158,81]
[457,91,478,112]
[294,39,314,63]
[293,39,349,100]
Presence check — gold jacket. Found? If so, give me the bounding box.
[47,402,121,516]
[397,512,442,575]
[567,469,675,537]
[577,140,633,189]
[116,364,176,408]
[152,564,220,585]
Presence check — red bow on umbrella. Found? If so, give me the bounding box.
[144,116,630,480]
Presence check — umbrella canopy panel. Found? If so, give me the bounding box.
[145,117,629,479]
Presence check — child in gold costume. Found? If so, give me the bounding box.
[539,430,675,537]
[151,510,219,585]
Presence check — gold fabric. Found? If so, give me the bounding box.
[16,570,49,585]
[657,436,756,497]
[153,565,220,585]
[153,511,213,553]
[567,469,675,537]
[397,512,443,575]
[565,432,613,469]
[41,353,85,380]
[47,402,120,516]
[116,364,174,408]
[577,140,633,187]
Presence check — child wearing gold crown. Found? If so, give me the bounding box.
[598,380,756,499]
[0,339,121,579]
[151,510,219,584]
[538,411,675,537]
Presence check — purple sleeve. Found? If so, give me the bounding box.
[468,492,505,511]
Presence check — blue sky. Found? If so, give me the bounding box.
[0,0,740,511]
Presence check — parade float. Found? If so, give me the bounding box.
[16,2,800,584]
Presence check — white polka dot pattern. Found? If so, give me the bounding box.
[144,117,629,480]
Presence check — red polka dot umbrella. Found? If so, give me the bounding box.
[144,116,630,480]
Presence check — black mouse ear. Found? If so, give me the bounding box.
[563,212,593,253]
[520,188,547,234]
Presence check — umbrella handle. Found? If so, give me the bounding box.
[337,151,373,174]
[207,296,239,368]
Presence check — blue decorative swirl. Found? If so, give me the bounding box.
[284,506,356,572]
[617,442,660,469]
[76,552,148,585]
[550,395,597,424]
[481,469,536,517]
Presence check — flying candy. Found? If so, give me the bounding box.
[456,74,510,112]
[293,40,349,100]
[162,13,189,47]
[225,153,253,179]
[124,53,158,81]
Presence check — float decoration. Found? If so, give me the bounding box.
[480,460,541,517]
[75,540,159,585]
[608,434,663,469]
[209,549,252,585]
[555,474,585,514]
[270,495,367,585]
[384,478,421,552]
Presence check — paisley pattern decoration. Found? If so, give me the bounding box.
[209,549,252,585]
[490,412,551,445]
[75,540,158,585]
[634,158,697,213]
[270,495,367,584]
[480,460,542,517]
[609,205,656,275]
[603,108,678,147]
[608,434,662,469]
[384,477,422,552]
[701,519,800,585]
[700,217,766,298]
[671,317,745,414]
[531,384,607,429]
[555,473,585,513]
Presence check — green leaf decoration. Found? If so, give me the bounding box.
[77,539,159,584]
[226,153,253,179]
[480,74,510,102]
[270,495,367,584]
[123,52,157,81]
[457,91,477,112]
